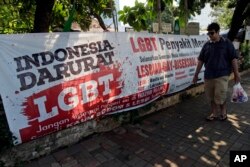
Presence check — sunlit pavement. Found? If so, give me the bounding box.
[25,71,250,167]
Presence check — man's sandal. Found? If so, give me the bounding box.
[219,110,228,121]
[205,115,218,121]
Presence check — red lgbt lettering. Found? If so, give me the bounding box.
[130,37,157,53]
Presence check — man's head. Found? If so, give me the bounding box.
[207,22,220,41]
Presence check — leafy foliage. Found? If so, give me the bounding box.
[0,0,116,33]
[51,0,71,31]
[119,0,249,31]
[67,0,115,31]
[161,6,174,24]
[118,0,228,32]
[0,0,35,33]
[49,0,116,32]
[241,42,250,70]
[118,0,174,32]
[118,1,153,31]
[210,0,234,29]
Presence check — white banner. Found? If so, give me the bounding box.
[0,32,206,145]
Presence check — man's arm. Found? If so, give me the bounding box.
[232,58,241,83]
[192,60,204,84]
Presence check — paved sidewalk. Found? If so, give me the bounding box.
[25,72,250,167]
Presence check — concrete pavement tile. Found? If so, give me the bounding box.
[73,149,93,161]
[91,135,108,143]
[181,158,196,167]
[193,161,213,167]
[24,161,40,167]
[204,149,225,161]
[102,146,123,156]
[217,155,229,167]
[149,156,167,167]
[73,149,98,167]
[89,147,103,155]
[115,149,135,162]
[140,124,158,133]
[149,145,166,155]
[221,131,235,139]
[60,157,78,167]
[66,143,83,155]
[144,163,155,167]
[77,156,100,167]
[197,155,218,167]
[107,136,123,146]
[136,159,149,167]
[244,127,250,134]
[173,129,192,139]
[120,165,129,167]
[125,155,148,167]
[209,133,224,141]
[241,144,250,150]
[230,142,244,150]
[202,150,222,163]
[94,153,108,163]
[136,149,158,162]
[154,151,179,165]
[214,123,232,132]
[39,163,51,167]
[134,148,145,155]
[168,149,183,156]
[238,133,250,142]
[183,149,202,161]
[91,151,114,165]
[79,149,93,157]
[68,165,83,167]
[212,144,230,154]
[216,161,228,167]
[154,130,171,138]
[38,155,56,166]
[191,142,204,150]
[163,158,181,167]
[175,143,190,153]
[99,141,116,150]
[140,139,156,148]
[201,125,214,133]
[118,143,138,154]
[53,149,69,162]
[80,138,101,152]
[81,161,100,167]
[228,134,241,143]
[101,150,115,160]
[153,163,168,167]
[197,144,210,154]
[100,159,125,167]
[126,131,146,143]
[51,162,61,167]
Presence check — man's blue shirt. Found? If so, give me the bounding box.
[198,37,238,79]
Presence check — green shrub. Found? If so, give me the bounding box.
[240,42,250,70]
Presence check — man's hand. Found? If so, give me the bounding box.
[192,74,199,84]
[192,60,203,84]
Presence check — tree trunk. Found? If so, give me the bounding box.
[228,0,249,41]
[33,0,55,32]
[93,13,108,31]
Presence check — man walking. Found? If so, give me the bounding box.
[192,22,241,121]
